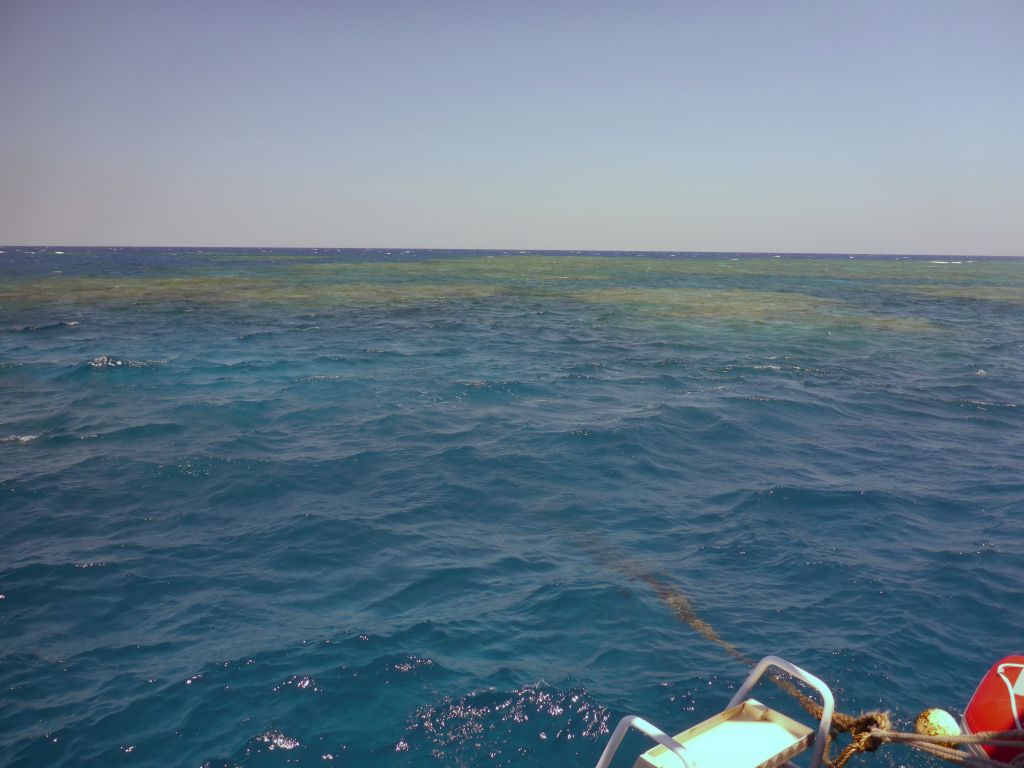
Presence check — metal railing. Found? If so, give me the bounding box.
[593,715,696,768]
[593,655,835,768]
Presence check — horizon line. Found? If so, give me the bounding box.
[2,244,1022,260]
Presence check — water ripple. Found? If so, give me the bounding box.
[2,251,1022,767]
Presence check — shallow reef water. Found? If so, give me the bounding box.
[1,248,1022,767]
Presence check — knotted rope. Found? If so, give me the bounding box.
[831,716,891,768]
[640,573,891,749]
[637,570,1023,768]
[579,545,1023,768]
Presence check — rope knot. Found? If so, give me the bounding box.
[830,712,893,768]
[849,712,891,753]
[851,729,882,754]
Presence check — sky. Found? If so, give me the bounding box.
[0,0,1021,255]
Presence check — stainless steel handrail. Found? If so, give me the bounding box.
[727,655,835,768]
[593,715,696,768]
[592,656,835,768]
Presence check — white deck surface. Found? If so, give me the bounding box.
[635,702,810,768]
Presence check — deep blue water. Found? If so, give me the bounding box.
[1,248,1022,768]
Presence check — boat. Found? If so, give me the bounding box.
[592,653,1024,768]
[593,656,834,768]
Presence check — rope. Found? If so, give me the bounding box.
[578,545,1024,768]
[832,728,887,768]
[639,573,891,736]
[869,729,1024,768]
[881,730,1024,748]
[636,571,1024,768]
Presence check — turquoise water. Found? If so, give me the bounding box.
[1,248,1022,768]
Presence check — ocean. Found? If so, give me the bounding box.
[1,248,1022,768]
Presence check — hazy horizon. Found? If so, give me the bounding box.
[4,244,1022,260]
[2,1,1021,257]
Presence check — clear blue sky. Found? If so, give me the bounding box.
[1,0,1021,254]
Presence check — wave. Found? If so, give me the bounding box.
[87,355,162,369]
[3,320,79,333]
[0,434,40,444]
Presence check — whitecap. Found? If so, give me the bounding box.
[0,434,39,444]
[8,320,79,333]
[88,355,159,369]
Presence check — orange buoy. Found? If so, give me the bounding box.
[963,655,1024,763]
